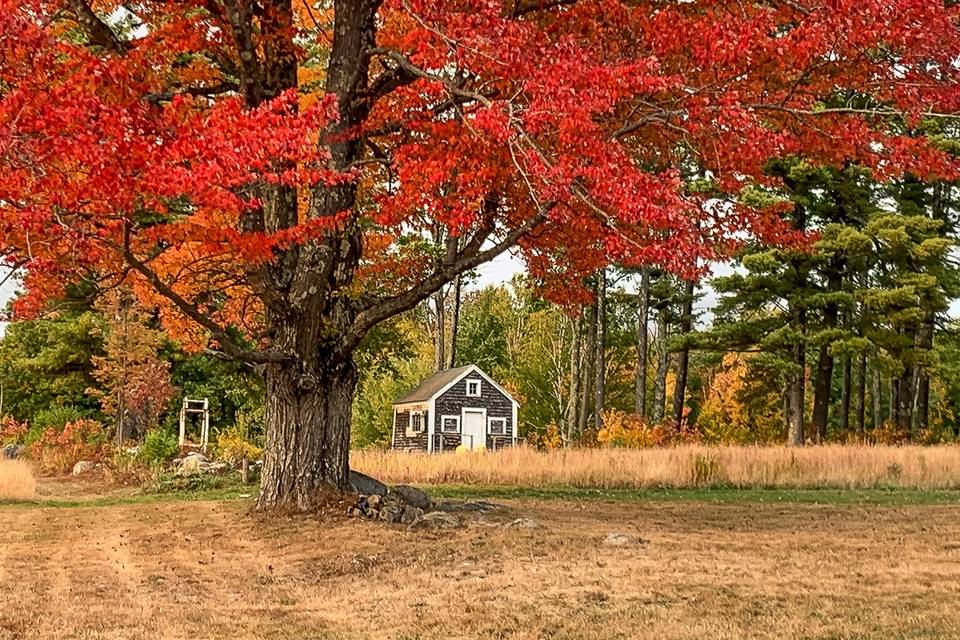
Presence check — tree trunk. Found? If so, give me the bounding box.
[811,264,842,442]
[447,275,462,369]
[577,302,596,434]
[258,358,358,510]
[256,0,377,510]
[594,271,606,429]
[872,360,882,429]
[565,313,582,444]
[635,268,650,417]
[786,350,805,446]
[671,279,695,430]
[890,377,899,426]
[431,288,446,372]
[915,313,934,432]
[651,305,670,423]
[855,352,867,434]
[839,355,851,434]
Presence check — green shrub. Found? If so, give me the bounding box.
[139,428,179,466]
[214,407,264,465]
[27,406,87,444]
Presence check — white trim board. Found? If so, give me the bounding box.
[429,365,520,409]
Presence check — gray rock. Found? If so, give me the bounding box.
[390,485,431,510]
[409,511,461,530]
[506,517,542,529]
[72,460,96,476]
[177,455,204,476]
[349,470,388,496]
[2,444,24,460]
[433,500,501,513]
[602,533,643,547]
[379,502,403,524]
[399,505,424,525]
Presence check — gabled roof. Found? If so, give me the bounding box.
[392,364,518,406]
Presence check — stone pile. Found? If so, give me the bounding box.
[173,452,228,477]
[346,471,464,528]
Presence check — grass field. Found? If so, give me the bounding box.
[5,448,960,639]
[3,491,960,639]
[353,444,960,489]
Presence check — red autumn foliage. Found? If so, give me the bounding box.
[0,416,28,445]
[29,419,111,475]
[1,1,958,499]
[0,1,956,337]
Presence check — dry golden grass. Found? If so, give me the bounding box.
[352,444,960,489]
[2,497,960,639]
[0,459,36,501]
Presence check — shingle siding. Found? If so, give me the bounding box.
[392,408,429,451]
[434,374,515,450]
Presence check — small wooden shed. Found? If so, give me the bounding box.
[391,364,520,453]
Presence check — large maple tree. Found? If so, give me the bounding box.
[1,0,958,508]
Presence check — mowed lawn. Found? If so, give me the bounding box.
[2,493,960,640]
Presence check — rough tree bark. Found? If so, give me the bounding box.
[431,287,447,373]
[594,271,607,429]
[565,313,582,444]
[671,279,695,430]
[855,352,867,434]
[811,261,842,442]
[635,268,650,417]
[915,312,934,432]
[872,360,883,429]
[651,303,670,423]
[447,274,462,369]
[577,301,596,434]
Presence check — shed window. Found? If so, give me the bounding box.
[410,411,425,433]
[488,417,506,435]
[441,415,461,433]
[466,379,482,397]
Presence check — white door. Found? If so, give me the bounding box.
[461,409,486,450]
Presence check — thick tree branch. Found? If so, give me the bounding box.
[119,227,291,365]
[68,0,128,54]
[347,209,549,351]
[511,0,579,17]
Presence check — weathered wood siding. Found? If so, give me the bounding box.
[434,374,514,449]
[392,408,429,451]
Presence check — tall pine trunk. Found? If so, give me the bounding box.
[635,268,650,417]
[855,352,867,434]
[671,280,695,430]
[565,313,582,444]
[578,302,596,433]
[447,275,462,369]
[915,313,934,432]
[839,356,851,434]
[872,360,883,429]
[811,264,842,442]
[594,272,607,428]
[431,288,446,372]
[651,304,670,423]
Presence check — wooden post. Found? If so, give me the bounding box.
[241,456,249,484]
[178,399,186,446]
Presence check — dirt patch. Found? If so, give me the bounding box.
[2,498,960,639]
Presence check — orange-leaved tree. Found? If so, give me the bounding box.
[1,0,959,509]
